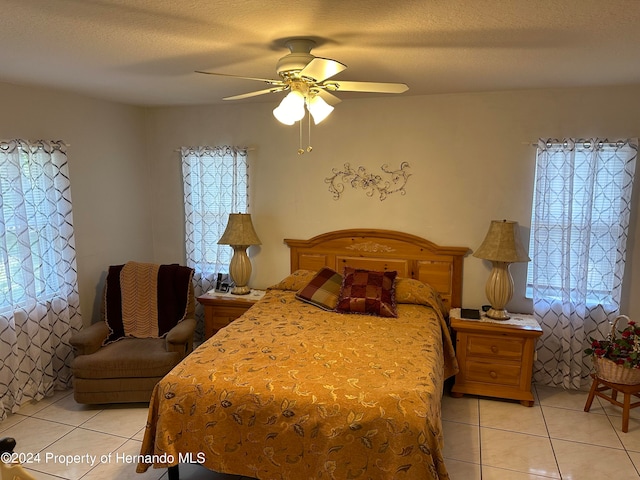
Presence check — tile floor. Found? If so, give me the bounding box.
[1,384,640,479]
[442,384,640,479]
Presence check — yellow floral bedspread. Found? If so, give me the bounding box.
[138,273,458,480]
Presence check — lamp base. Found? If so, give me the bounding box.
[228,245,253,296]
[484,261,514,321]
[486,307,511,320]
[230,285,251,295]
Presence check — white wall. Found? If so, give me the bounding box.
[0,82,153,324]
[2,80,639,324]
[146,86,640,318]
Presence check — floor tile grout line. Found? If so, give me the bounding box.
[479,424,556,439]
[72,424,142,441]
[0,413,28,433]
[619,426,640,479]
[628,450,640,477]
[26,390,76,417]
[480,463,561,480]
[442,417,479,427]
[549,434,632,451]
[536,385,565,480]
[475,397,483,478]
[541,403,609,415]
[601,401,640,475]
[17,408,104,433]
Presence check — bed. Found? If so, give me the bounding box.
[137,229,469,480]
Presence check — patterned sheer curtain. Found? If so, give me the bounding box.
[530,138,637,389]
[181,146,248,338]
[0,140,82,420]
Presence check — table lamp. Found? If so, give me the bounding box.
[217,213,261,295]
[473,219,530,320]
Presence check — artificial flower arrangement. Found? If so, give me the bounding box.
[584,315,640,385]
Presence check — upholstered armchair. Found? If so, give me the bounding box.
[70,262,196,404]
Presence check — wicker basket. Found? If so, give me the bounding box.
[593,356,640,385]
[592,315,640,385]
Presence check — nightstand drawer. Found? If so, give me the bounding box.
[198,290,265,340]
[465,360,522,386]
[466,335,524,360]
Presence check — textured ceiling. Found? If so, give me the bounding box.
[1,0,639,106]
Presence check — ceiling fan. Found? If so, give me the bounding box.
[196,38,409,126]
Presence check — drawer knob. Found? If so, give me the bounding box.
[491,345,499,353]
[490,371,498,379]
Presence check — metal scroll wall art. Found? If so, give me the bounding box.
[325,162,411,201]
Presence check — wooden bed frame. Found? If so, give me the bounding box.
[166,228,468,480]
[285,228,470,310]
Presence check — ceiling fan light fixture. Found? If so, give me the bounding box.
[272,105,295,125]
[273,90,306,125]
[307,95,334,124]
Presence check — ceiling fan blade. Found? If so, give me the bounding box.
[195,71,283,85]
[323,80,409,94]
[299,58,347,82]
[223,87,286,101]
[315,89,342,105]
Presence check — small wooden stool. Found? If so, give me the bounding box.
[584,373,640,432]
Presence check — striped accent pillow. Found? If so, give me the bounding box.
[295,267,343,310]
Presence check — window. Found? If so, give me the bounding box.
[0,140,78,310]
[0,139,82,418]
[181,146,248,291]
[527,139,637,308]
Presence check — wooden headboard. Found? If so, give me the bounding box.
[285,229,469,310]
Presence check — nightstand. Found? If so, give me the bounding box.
[449,308,543,406]
[197,289,266,339]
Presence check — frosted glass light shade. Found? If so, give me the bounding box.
[273,91,305,125]
[308,95,334,124]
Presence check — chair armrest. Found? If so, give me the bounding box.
[166,318,196,357]
[69,322,109,356]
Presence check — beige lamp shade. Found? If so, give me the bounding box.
[218,213,261,247]
[218,213,261,295]
[474,220,530,320]
[473,220,530,263]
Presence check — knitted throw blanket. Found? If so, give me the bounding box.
[104,261,193,344]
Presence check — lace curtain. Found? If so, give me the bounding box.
[531,138,637,389]
[0,140,82,420]
[181,146,248,339]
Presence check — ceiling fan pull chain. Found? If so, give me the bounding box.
[307,111,313,153]
[297,116,305,155]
